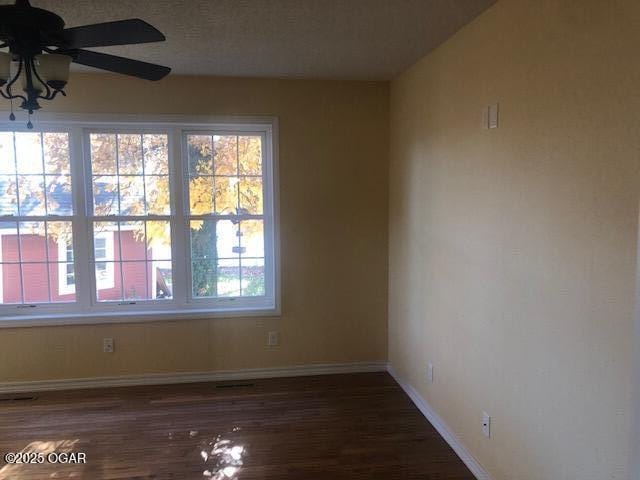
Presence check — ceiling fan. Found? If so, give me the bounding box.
[0,0,171,127]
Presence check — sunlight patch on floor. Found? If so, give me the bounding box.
[0,439,80,480]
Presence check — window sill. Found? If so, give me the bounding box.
[0,305,281,328]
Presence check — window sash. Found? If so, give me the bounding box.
[181,130,274,305]
[84,129,175,305]
[0,128,75,306]
[0,117,278,323]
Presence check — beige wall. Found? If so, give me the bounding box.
[389,0,639,479]
[0,75,389,381]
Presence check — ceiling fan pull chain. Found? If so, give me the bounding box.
[9,98,15,121]
[27,112,33,130]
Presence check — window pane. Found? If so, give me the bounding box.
[49,222,73,247]
[119,175,145,215]
[90,134,117,175]
[122,261,149,300]
[214,176,239,214]
[0,222,18,263]
[190,220,216,260]
[240,220,264,258]
[52,262,76,302]
[187,135,213,175]
[147,221,172,261]
[119,221,147,261]
[154,260,172,299]
[191,219,240,260]
[23,262,50,303]
[19,221,48,262]
[239,177,263,215]
[214,135,237,175]
[43,133,70,174]
[238,136,262,175]
[189,176,214,214]
[96,262,119,301]
[46,175,73,215]
[18,175,45,216]
[93,223,118,261]
[191,256,216,298]
[217,258,241,297]
[0,132,16,175]
[1,263,22,303]
[93,176,119,216]
[143,134,169,175]
[145,175,170,215]
[217,220,240,259]
[117,134,143,174]
[15,132,43,174]
[242,258,265,296]
[0,175,17,215]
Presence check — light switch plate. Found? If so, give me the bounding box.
[482,412,491,438]
[488,103,499,129]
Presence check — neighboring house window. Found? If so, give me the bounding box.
[93,235,115,289]
[58,233,114,295]
[58,239,75,295]
[0,118,278,323]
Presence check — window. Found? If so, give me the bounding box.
[0,131,74,305]
[186,134,266,299]
[0,116,278,324]
[88,132,173,303]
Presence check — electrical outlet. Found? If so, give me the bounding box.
[267,331,278,347]
[427,363,434,383]
[482,412,491,438]
[103,338,114,353]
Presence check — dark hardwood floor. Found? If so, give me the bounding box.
[0,372,473,479]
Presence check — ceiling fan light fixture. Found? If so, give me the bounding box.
[0,0,171,127]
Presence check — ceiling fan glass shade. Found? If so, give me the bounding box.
[0,52,11,85]
[36,53,72,87]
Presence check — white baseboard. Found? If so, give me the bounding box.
[387,364,494,480]
[0,361,387,394]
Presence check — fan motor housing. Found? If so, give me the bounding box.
[0,5,66,55]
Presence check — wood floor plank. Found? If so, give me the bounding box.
[0,372,474,479]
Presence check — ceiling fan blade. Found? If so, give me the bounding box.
[71,49,170,81]
[62,19,165,48]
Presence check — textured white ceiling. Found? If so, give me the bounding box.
[3,0,496,80]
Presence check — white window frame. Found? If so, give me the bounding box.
[0,113,280,327]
